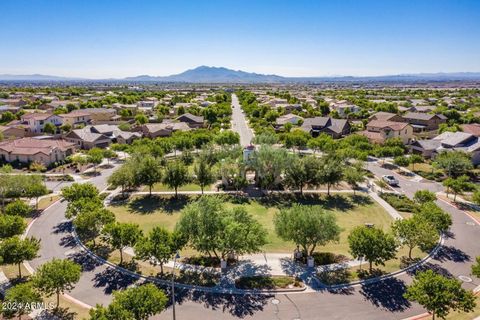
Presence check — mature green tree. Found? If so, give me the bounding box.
[193,157,215,194]
[89,303,134,320]
[472,190,480,206]
[252,145,289,192]
[69,154,88,171]
[348,226,397,272]
[217,207,267,260]
[65,197,103,219]
[392,217,438,259]
[343,162,366,195]
[0,111,15,123]
[443,175,473,201]
[162,161,190,197]
[2,282,42,319]
[214,130,240,145]
[275,204,341,256]
[252,131,278,145]
[108,162,137,193]
[43,122,57,134]
[103,149,117,165]
[135,227,183,274]
[433,151,473,178]
[24,180,49,210]
[409,154,424,171]
[307,133,336,154]
[74,207,115,245]
[102,222,142,264]
[284,155,321,194]
[137,156,162,196]
[33,258,81,308]
[135,113,148,124]
[283,129,310,151]
[414,202,452,234]
[5,199,32,217]
[404,270,476,320]
[87,148,104,173]
[318,154,344,196]
[471,256,480,278]
[61,183,99,203]
[0,214,26,239]
[394,156,410,167]
[107,284,168,320]
[176,197,266,261]
[413,190,437,204]
[0,236,40,278]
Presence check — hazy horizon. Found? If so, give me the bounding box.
[1,0,480,78]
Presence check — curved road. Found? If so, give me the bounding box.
[27,146,480,318]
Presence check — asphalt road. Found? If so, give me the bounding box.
[27,158,480,319]
[231,93,254,146]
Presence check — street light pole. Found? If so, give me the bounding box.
[171,251,180,320]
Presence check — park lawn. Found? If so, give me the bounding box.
[141,183,212,192]
[407,162,434,173]
[109,193,394,257]
[37,195,60,210]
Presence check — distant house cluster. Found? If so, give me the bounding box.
[0,90,214,166]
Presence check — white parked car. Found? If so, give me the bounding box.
[382,175,399,186]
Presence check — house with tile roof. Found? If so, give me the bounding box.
[410,131,480,164]
[359,120,413,144]
[300,117,350,139]
[0,137,75,165]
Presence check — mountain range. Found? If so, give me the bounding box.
[1,66,480,83]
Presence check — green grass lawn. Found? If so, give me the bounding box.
[141,183,213,192]
[108,193,394,256]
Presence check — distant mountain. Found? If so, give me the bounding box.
[124,66,286,83]
[0,74,85,81]
[2,67,480,83]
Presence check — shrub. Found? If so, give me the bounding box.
[379,193,418,212]
[29,162,46,172]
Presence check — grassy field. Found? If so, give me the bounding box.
[37,194,60,210]
[109,193,394,256]
[141,182,213,192]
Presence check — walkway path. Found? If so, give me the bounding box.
[231,93,254,146]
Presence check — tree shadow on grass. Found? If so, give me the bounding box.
[93,266,138,294]
[360,277,411,312]
[257,193,359,212]
[127,195,190,214]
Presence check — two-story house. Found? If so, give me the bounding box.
[402,112,447,132]
[20,113,63,134]
[359,120,414,144]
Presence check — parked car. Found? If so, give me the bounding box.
[382,175,399,186]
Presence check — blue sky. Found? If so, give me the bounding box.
[1,0,479,78]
